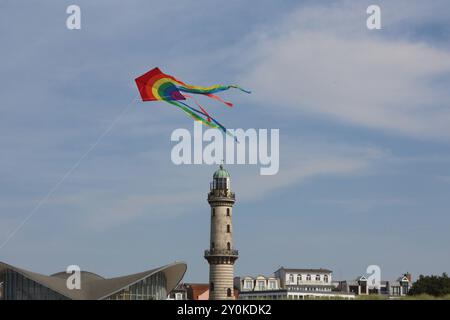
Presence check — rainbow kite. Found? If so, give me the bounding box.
[134,67,250,140]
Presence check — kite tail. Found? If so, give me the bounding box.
[165,72,251,98]
[205,93,234,107]
[167,100,238,142]
[177,85,251,95]
[182,94,212,122]
[179,99,238,142]
[167,100,217,130]
[229,85,252,94]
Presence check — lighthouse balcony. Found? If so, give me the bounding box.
[204,249,239,258]
[208,189,235,200]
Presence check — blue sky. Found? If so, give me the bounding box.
[1,0,450,282]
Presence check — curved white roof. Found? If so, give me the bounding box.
[0,261,187,300]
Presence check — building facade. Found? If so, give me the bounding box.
[236,267,355,299]
[0,261,186,300]
[166,283,188,300]
[337,273,412,297]
[237,275,281,292]
[275,267,333,289]
[204,165,238,300]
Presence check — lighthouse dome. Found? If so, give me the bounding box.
[213,164,230,179]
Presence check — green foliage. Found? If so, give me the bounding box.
[401,293,450,300]
[408,273,450,297]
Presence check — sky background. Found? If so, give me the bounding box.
[1,0,450,282]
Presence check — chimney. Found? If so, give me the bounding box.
[405,272,412,282]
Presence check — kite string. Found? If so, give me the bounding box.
[0,96,139,251]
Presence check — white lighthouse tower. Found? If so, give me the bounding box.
[204,165,238,300]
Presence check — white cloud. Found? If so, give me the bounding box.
[78,191,201,230]
[234,140,387,201]
[239,1,450,140]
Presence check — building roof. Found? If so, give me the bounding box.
[0,261,187,300]
[213,164,230,179]
[240,275,278,280]
[277,267,333,274]
[185,283,210,290]
[184,283,210,300]
[51,271,105,282]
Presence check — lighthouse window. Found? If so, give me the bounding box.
[217,178,226,189]
[226,208,230,216]
[212,208,215,217]
[227,288,232,297]
[227,225,230,233]
[227,242,231,250]
[211,242,215,249]
[210,282,214,291]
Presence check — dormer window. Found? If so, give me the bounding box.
[269,280,277,289]
[257,280,265,291]
[244,280,253,290]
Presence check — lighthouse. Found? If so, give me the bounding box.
[204,165,238,300]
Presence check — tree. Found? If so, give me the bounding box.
[408,273,450,296]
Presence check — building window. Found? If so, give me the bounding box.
[297,275,302,284]
[244,280,253,290]
[227,225,231,233]
[289,274,294,284]
[227,208,230,216]
[103,271,168,300]
[258,280,265,291]
[269,280,277,289]
[315,275,321,281]
[324,275,329,283]
[175,293,184,300]
[210,282,214,291]
[306,274,311,281]
[227,242,231,250]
